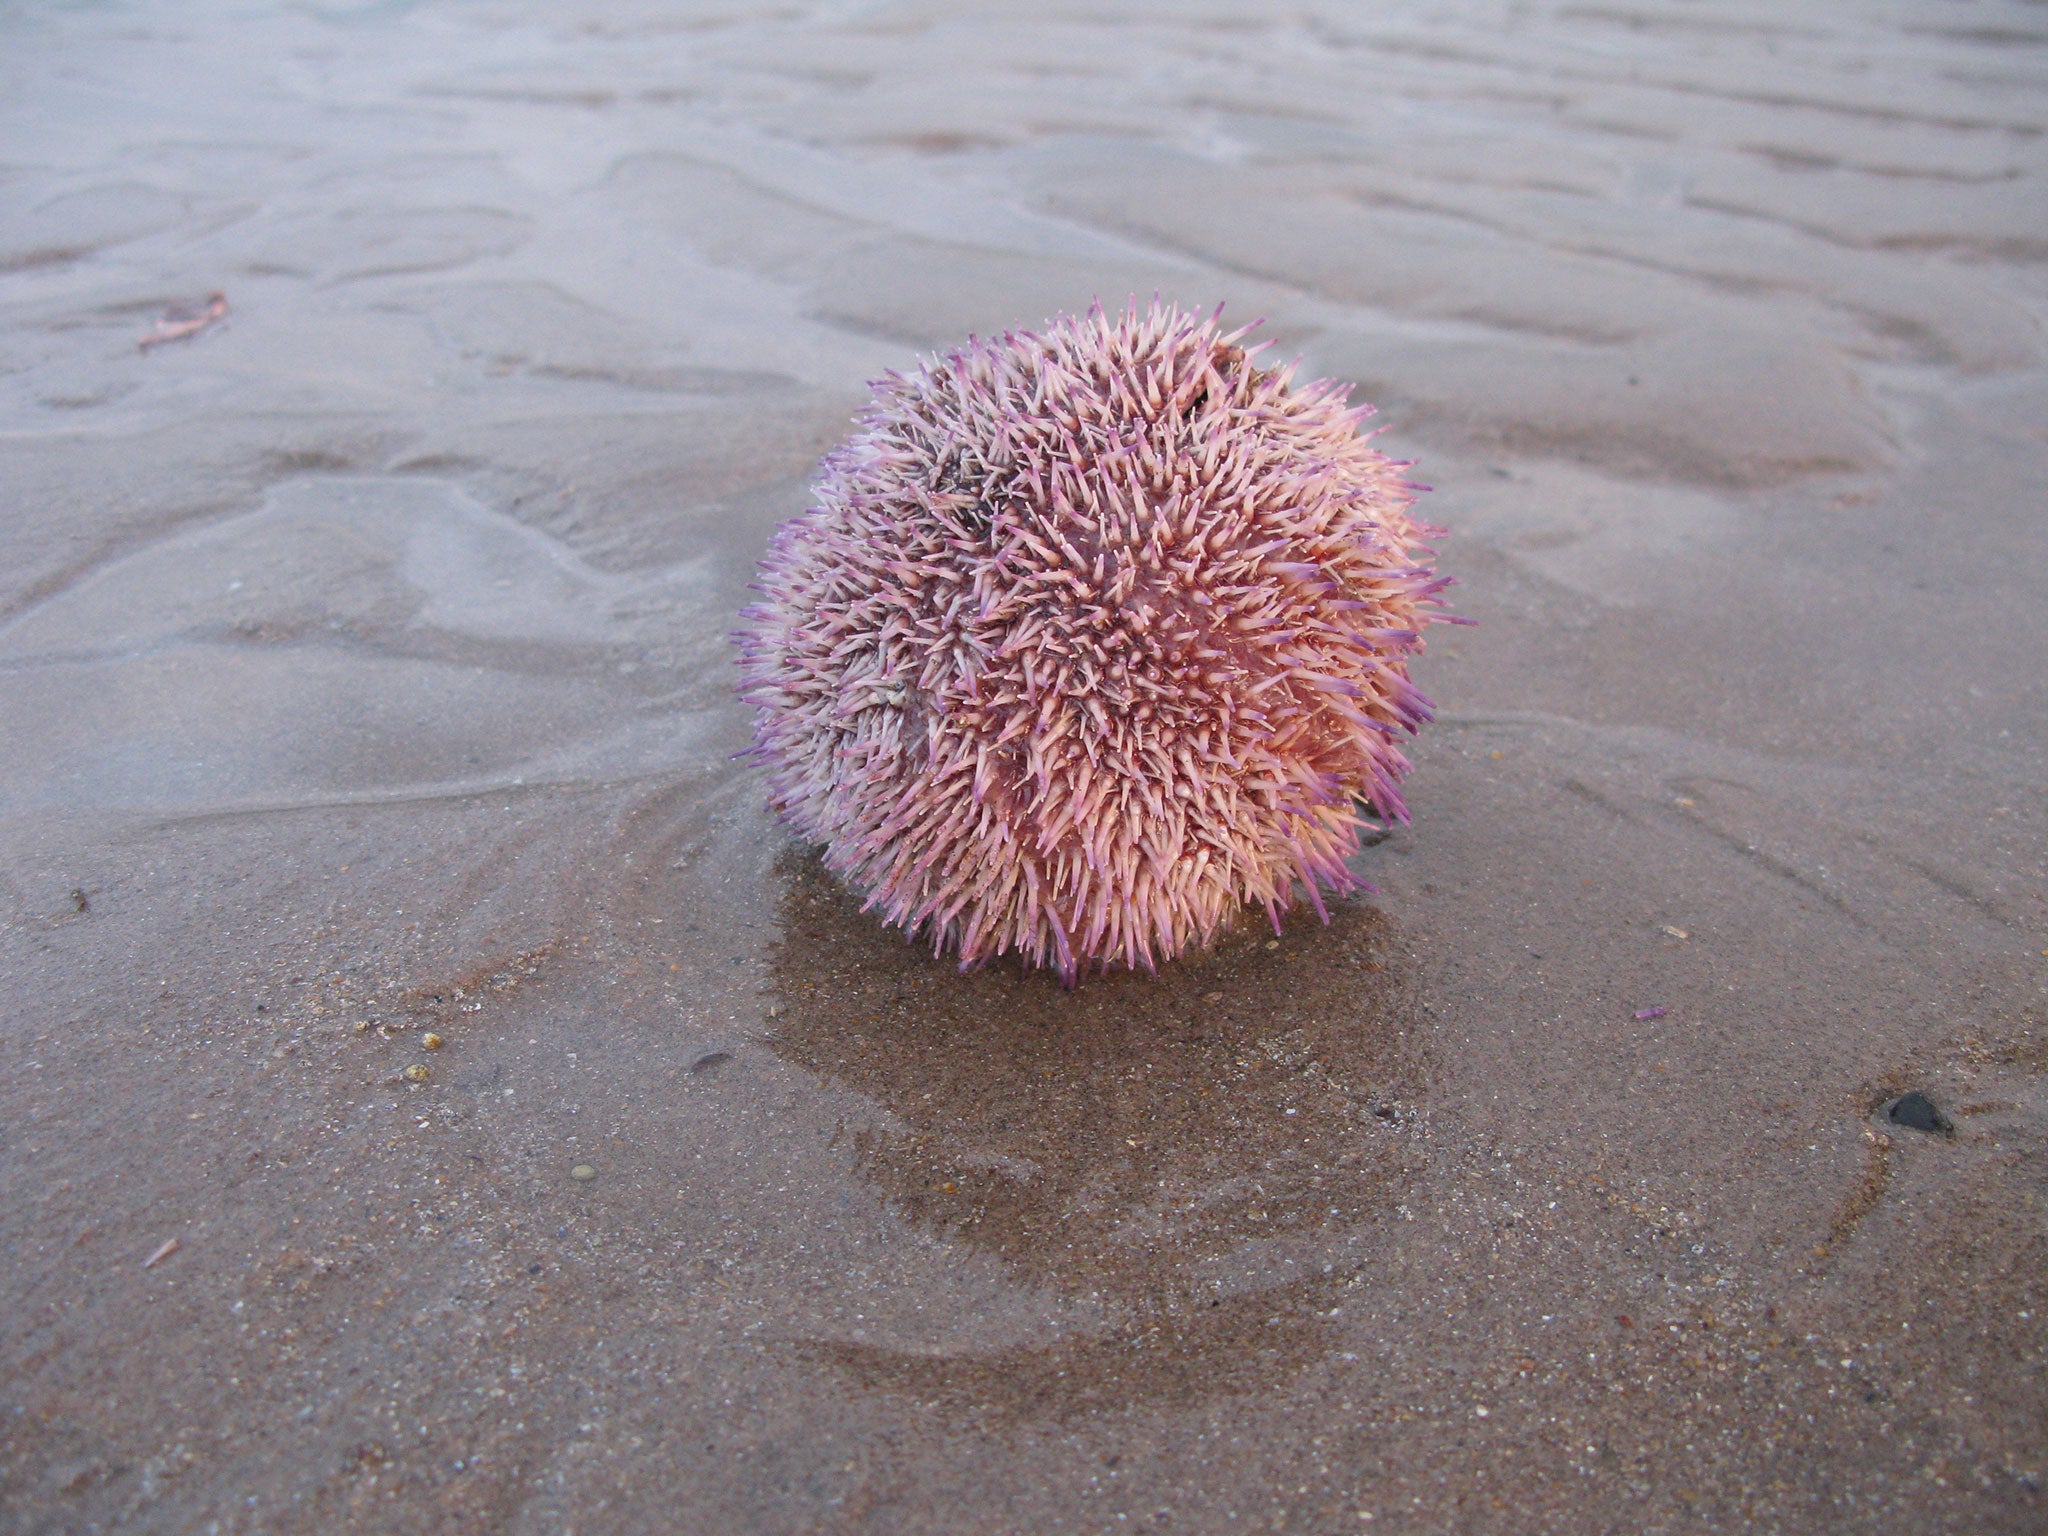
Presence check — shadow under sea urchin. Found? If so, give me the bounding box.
[734,301,1456,982]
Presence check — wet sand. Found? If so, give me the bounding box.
[3,1,2045,1531]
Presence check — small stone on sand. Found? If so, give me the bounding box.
[1888,1091,1953,1137]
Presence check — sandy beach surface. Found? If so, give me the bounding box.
[3,1,2046,1531]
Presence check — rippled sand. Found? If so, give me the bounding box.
[3,2,2045,1531]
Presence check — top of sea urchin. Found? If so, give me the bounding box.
[736,301,1453,983]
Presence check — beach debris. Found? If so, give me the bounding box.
[402,1063,430,1083]
[142,1237,181,1269]
[420,1032,444,1051]
[689,1050,732,1074]
[1658,925,1689,941]
[1632,1006,1668,1021]
[1887,1091,1953,1138]
[570,1164,597,1181]
[138,291,228,351]
[737,300,1456,983]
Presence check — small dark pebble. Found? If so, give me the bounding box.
[1888,1091,1954,1137]
[528,1264,541,1275]
[690,1050,733,1074]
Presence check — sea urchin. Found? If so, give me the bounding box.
[736,302,1453,982]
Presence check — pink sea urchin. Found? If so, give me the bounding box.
[736,302,1454,983]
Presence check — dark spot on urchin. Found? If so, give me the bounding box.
[1887,1090,1954,1137]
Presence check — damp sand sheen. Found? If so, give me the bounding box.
[1,3,2045,1533]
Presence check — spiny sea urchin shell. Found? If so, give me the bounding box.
[736,302,1453,983]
